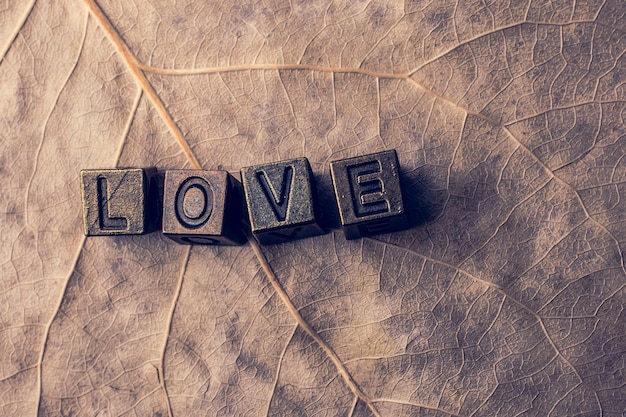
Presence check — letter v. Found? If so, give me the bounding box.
[256,166,294,222]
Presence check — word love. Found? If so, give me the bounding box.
[80,150,409,245]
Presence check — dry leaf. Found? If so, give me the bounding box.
[1,0,625,416]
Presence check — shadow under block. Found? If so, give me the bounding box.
[162,170,245,245]
[81,168,155,236]
[241,157,324,245]
[330,150,409,239]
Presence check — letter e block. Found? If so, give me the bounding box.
[162,170,245,245]
[330,150,408,239]
[241,157,324,245]
[81,168,155,236]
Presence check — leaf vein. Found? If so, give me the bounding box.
[264,324,298,417]
[366,238,590,392]
[158,246,192,417]
[80,0,201,169]
[371,398,460,417]
[248,235,383,417]
[0,0,37,65]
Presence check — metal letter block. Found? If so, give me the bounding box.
[162,170,246,245]
[81,168,156,236]
[330,150,408,239]
[241,157,324,244]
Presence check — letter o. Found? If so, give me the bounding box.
[175,176,213,229]
[180,236,220,245]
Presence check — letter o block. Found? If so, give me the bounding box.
[241,157,324,245]
[330,150,409,239]
[81,168,156,236]
[162,170,245,245]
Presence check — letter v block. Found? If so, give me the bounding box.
[80,168,157,236]
[241,157,324,245]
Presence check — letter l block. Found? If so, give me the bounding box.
[330,150,408,239]
[241,157,324,245]
[80,168,156,236]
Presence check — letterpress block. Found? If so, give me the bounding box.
[330,150,408,239]
[241,157,324,244]
[81,168,156,236]
[162,170,245,245]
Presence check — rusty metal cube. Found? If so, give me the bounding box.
[330,150,408,239]
[80,168,157,236]
[241,157,324,245]
[162,170,245,245]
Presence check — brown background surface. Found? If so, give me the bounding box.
[1,1,625,416]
